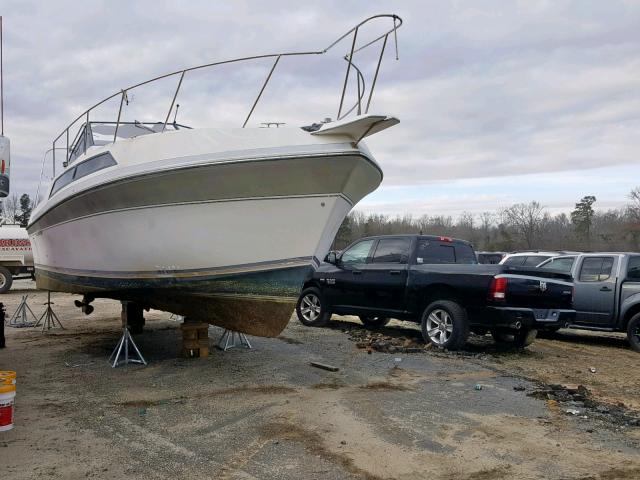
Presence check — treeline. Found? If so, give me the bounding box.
[1,193,33,227]
[333,187,640,253]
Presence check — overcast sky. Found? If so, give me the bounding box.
[1,1,639,217]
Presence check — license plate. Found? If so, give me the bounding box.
[534,309,560,321]
[534,309,549,320]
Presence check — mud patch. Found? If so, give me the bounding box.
[260,422,386,480]
[359,381,411,391]
[311,381,345,390]
[528,383,640,429]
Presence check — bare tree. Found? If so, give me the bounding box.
[501,202,547,249]
[478,212,495,250]
[2,193,19,223]
[331,187,640,253]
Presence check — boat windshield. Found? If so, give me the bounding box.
[68,122,189,163]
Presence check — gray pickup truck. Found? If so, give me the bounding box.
[537,253,640,352]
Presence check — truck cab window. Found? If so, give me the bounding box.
[416,240,455,264]
[627,256,640,279]
[340,240,374,266]
[579,257,614,282]
[523,255,549,267]
[371,238,411,264]
[539,257,575,273]
[503,256,526,266]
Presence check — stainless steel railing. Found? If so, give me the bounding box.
[42,14,402,188]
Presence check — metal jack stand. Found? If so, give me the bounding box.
[217,329,252,351]
[34,291,64,332]
[8,295,38,327]
[109,323,147,368]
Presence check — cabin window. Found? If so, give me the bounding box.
[50,168,76,196]
[74,152,117,180]
[50,152,116,198]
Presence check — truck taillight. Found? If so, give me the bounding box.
[489,277,507,301]
[439,236,453,242]
[572,286,575,303]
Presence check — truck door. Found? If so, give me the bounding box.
[573,255,618,326]
[358,237,411,313]
[324,239,376,312]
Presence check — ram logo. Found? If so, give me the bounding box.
[539,281,547,292]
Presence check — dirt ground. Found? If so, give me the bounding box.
[1,280,639,479]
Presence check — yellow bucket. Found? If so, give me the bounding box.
[0,371,16,385]
[0,383,16,431]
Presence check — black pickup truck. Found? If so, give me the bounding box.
[296,235,575,349]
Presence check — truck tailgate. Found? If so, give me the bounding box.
[498,267,573,309]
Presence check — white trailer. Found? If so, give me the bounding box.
[0,224,34,292]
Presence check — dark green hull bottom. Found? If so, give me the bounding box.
[35,265,311,337]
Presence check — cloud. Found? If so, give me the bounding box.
[0,0,638,218]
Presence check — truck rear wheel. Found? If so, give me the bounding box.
[0,266,13,293]
[627,313,640,353]
[359,316,390,328]
[296,288,331,327]
[421,300,469,350]
[491,328,537,348]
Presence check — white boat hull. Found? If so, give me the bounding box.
[29,128,383,336]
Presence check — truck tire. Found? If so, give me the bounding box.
[421,300,469,350]
[359,316,390,328]
[0,266,13,293]
[296,288,331,327]
[491,328,537,348]
[627,313,640,353]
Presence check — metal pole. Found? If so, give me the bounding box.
[162,71,185,132]
[365,34,388,114]
[243,55,280,128]
[337,27,358,120]
[357,68,361,115]
[113,90,126,142]
[393,17,399,60]
[52,142,55,178]
[1,16,3,136]
[65,129,69,164]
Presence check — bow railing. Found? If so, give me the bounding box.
[38,14,402,201]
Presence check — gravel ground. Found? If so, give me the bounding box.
[1,280,639,479]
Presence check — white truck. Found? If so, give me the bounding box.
[0,224,34,292]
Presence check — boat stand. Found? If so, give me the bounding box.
[217,329,252,351]
[8,295,38,328]
[109,324,147,368]
[34,291,64,332]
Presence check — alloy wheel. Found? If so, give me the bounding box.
[300,294,321,322]
[426,309,453,345]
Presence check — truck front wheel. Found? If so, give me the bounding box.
[627,313,640,353]
[296,288,331,327]
[0,266,13,294]
[421,300,469,350]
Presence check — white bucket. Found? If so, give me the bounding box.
[0,385,16,431]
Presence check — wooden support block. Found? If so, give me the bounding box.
[180,321,209,358]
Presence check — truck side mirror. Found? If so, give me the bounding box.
[326,251,337,265]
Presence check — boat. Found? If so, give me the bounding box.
[28,15,403,337]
